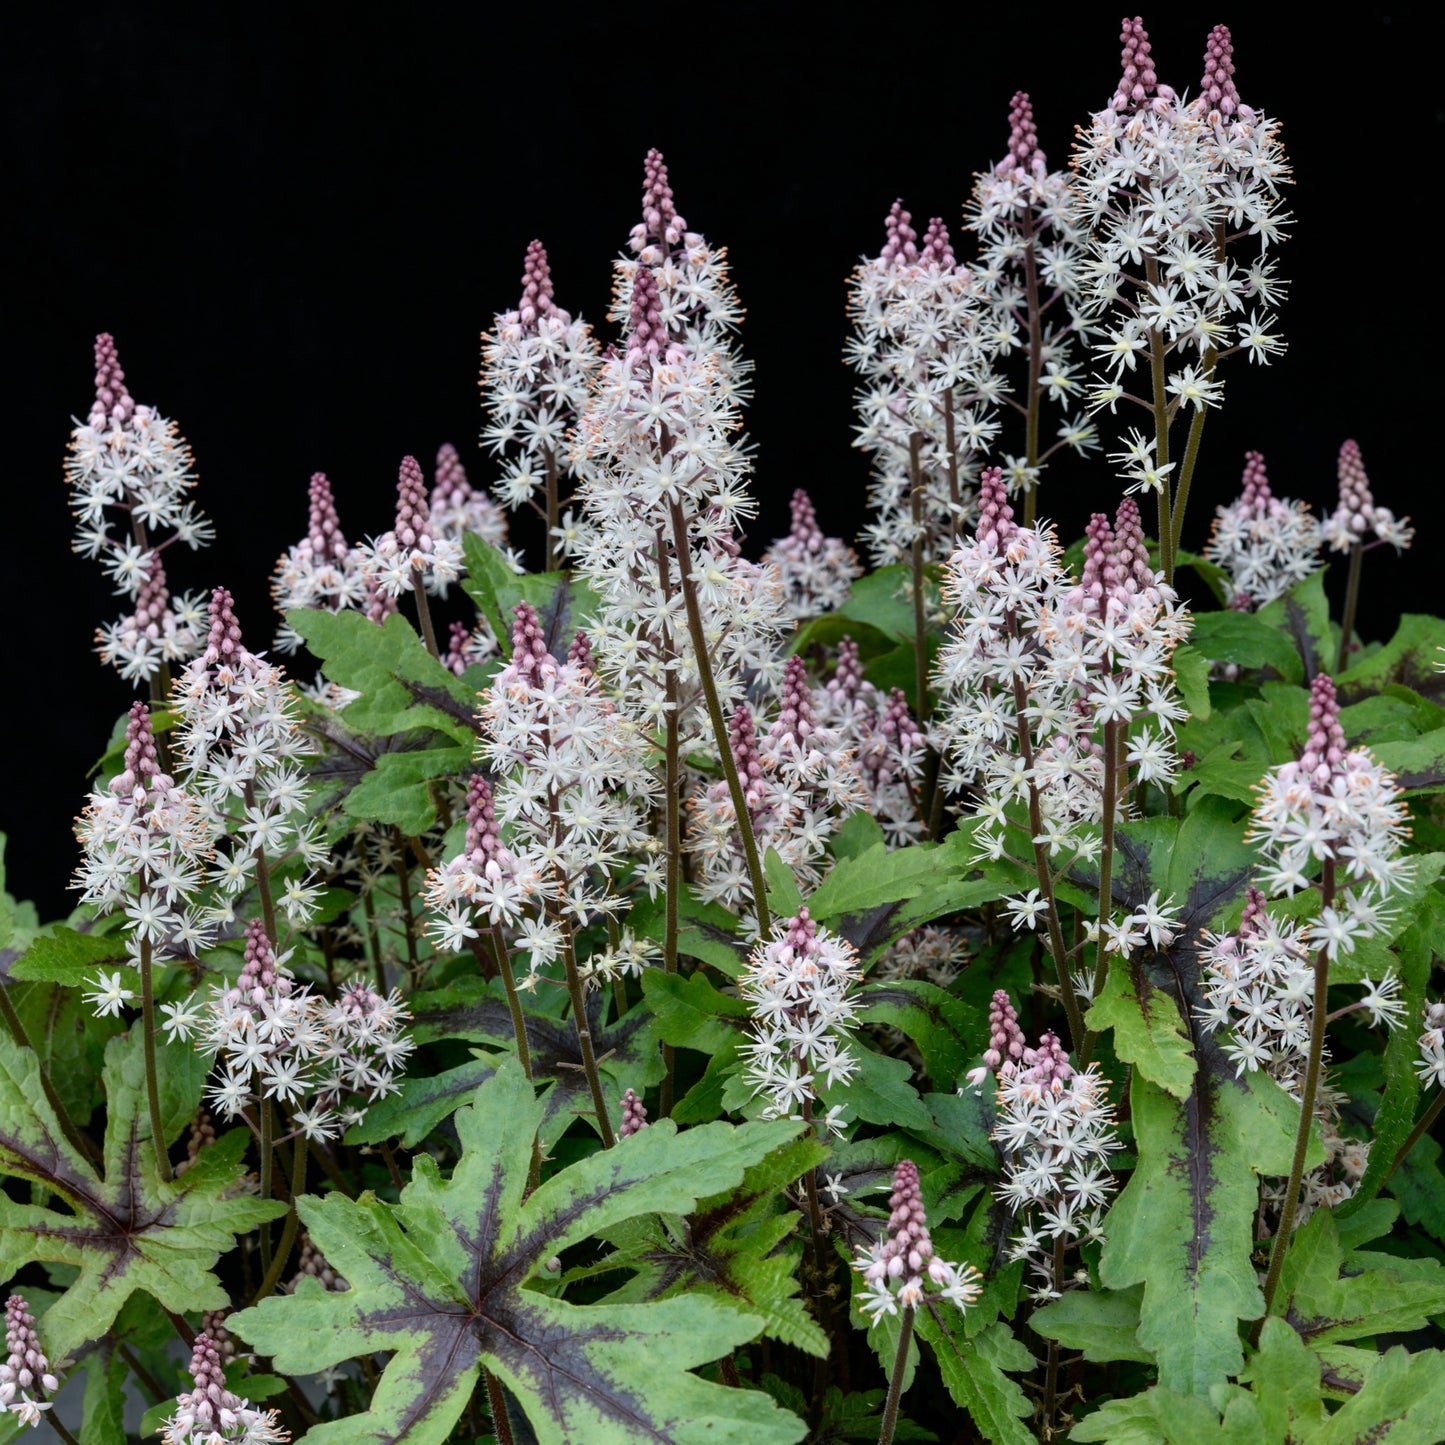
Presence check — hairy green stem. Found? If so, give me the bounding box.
[1167,347,1216,565]
[543,446,560,574]
[667,498,770,937]
[1338,541,1364,675]
[252,1130,307,1304]
[1383,1087,1445,1191]
[877,1304,916,1445]
[472,926,541,1191]
[138,936,173,1184]
[1256,862,1336,1331]
[485,1367,518,1445]
[559,923,616,1148]
[410,565,442,661]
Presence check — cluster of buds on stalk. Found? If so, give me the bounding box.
[430,441,507,552]
[847,202,1005,568]
[269,472,368,652]
[815,637,929,845]
[853,1160,984,1323]
[68,334,213,685]
[968,993,1119,1301]
[1204,451,1321,609]
[1199,676,1411,1223]
[160,1324,288,1444]
[162,917,413,1139]
[171,589,324,935]
[1,1295,60,1429]
[934,471,1190,872]
[1321,440,1413,554]
[356,456,466,601]
[75,700,214,995]
[688,658,866,921]
[964,90,1097,505]
[451,604,659,985]
[480,240,595,566]
[737,907,861,1132]
[763,488,861,618]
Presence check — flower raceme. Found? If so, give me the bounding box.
[1321,439,1413,554]
[853,1160,984,1324]
[933,470,1190,866]
[1075,21,1292,419]
[160,1326,288,1444]
[848,203,1004,568]
[356,455,466,601]
[168,917,413,1139]
[74,700,213,982]
[270,472,368,653]
[763,488,861,619]
[172,588,323,933]
[1204,450,1322,610]
[480,240,596,555]
[1199,677,1412,1220]
[66,334,214,685]
[737,907,862,1131]
[2,1294,60,1430]
[967,993,1120,1302]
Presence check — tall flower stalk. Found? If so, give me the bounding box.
[1075,22,1292,578]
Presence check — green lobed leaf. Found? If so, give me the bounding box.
[1099,1068,1307,1399]
[288,608,479,743]
[1316,1347,1445,1444]
[1069,1386,1227,1443]
[0,1030,284,1360]
[341,742,475,833]
[839,565,916,644]
[857,979,978,1091]
[628,886,747,976]
[1256,570,1334,683]
[1172,644,1212,721]
[5,925,128,986]
[763,847,804,918]
[1235,1316,1327,1441]
[1030,1285,1153,1364]
[642,969,749,1053]
[1337,613,1445,708]
[913,1310,1034,1445]
[1085,966,1196,1100]
[1188,609,1303,683]
[820,1042,931,1130]
[345,1054,499,1148]
[597,1134,830,1356]
[232,1062,806,1444]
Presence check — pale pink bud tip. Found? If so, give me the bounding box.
[1004,91,1044,173]
[625,265,669,366]
[774,656,817,748]
[91,331,135,427]
[519,239,557,328]
[112,701,163,798]
[1114,16,1159,112]
[1200,24,1240,118]
[1079,512,1114,608]
[920,217,956,269]
[307,472,349,561]
[203,587,245,669]
[619,1088,650,1137]
[975,467,1016,548]
[432,444,472,513]
[1110,497,1152,591]
[1239,451,1273,512]
[1300,674,1346,778]
[508,601,554,683]
[567,629,595,672]
[789,489,823,548]
[1239,884,1268,938]
[634,147,687,253]
[395,456,434,552]
[879,200,918,267]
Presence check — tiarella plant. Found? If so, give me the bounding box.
[9,16,1445,1445]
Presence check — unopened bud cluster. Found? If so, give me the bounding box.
[853,1160,984,1322]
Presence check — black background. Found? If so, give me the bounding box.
[6,6,1443,920]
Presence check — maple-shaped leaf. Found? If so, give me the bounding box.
[232,1061,807,1444]
[592,1133,831,1357]
[0,1029,285,1361]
